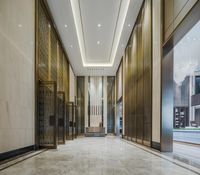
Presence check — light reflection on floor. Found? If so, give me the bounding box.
[163,141,200,169]
[0,137,199,175]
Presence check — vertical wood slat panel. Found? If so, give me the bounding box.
[136,12,144,143]
[143,0,152,146]
[123,0,152,146]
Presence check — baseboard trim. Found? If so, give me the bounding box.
[122,136,160,151]
[0,145,35,162]
[151,141,161,151]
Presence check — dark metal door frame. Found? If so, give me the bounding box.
[66,102,76,140]
[38,81,57,149]
[57,91,65,144]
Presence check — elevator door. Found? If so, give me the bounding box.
[57,91,65,144]
[38,81,57,149]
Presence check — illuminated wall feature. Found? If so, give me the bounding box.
[88,77,104,127]
[123,0,152,146]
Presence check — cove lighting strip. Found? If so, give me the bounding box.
[70,0,130,67]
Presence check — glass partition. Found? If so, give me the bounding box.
[173,20,200,144]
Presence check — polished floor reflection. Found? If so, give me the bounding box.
[173,142,200,168]
[0,137,199,175]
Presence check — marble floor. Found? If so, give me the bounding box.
[173,142,200,168]
[0,136,199,175]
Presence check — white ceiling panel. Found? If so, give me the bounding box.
[47,0,143,76]
[80,0,121,63]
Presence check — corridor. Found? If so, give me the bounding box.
[1,0,200,173]
[0,137,199,175]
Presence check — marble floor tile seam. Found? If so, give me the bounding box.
[121,138,200,175]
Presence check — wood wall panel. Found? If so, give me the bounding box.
[132,31,137,141]
[123,0,152,146]
[143,0,152,146]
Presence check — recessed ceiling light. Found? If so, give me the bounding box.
[97,41,100,45]
[97,23,101,28]
[121,44,124,48]
[70,0,130,67]
[64,24,68,28]
[18,24,22,28]
[128,24,131,27]
[70,45,73,48]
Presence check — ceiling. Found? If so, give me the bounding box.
[47,0,143,76]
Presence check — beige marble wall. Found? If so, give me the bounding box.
[0,0,35,153]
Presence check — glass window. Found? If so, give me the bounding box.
[195,76,200,94]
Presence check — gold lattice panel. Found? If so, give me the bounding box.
[38,2,49,81]
[50,30,57,81]
[58,46,63,91]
